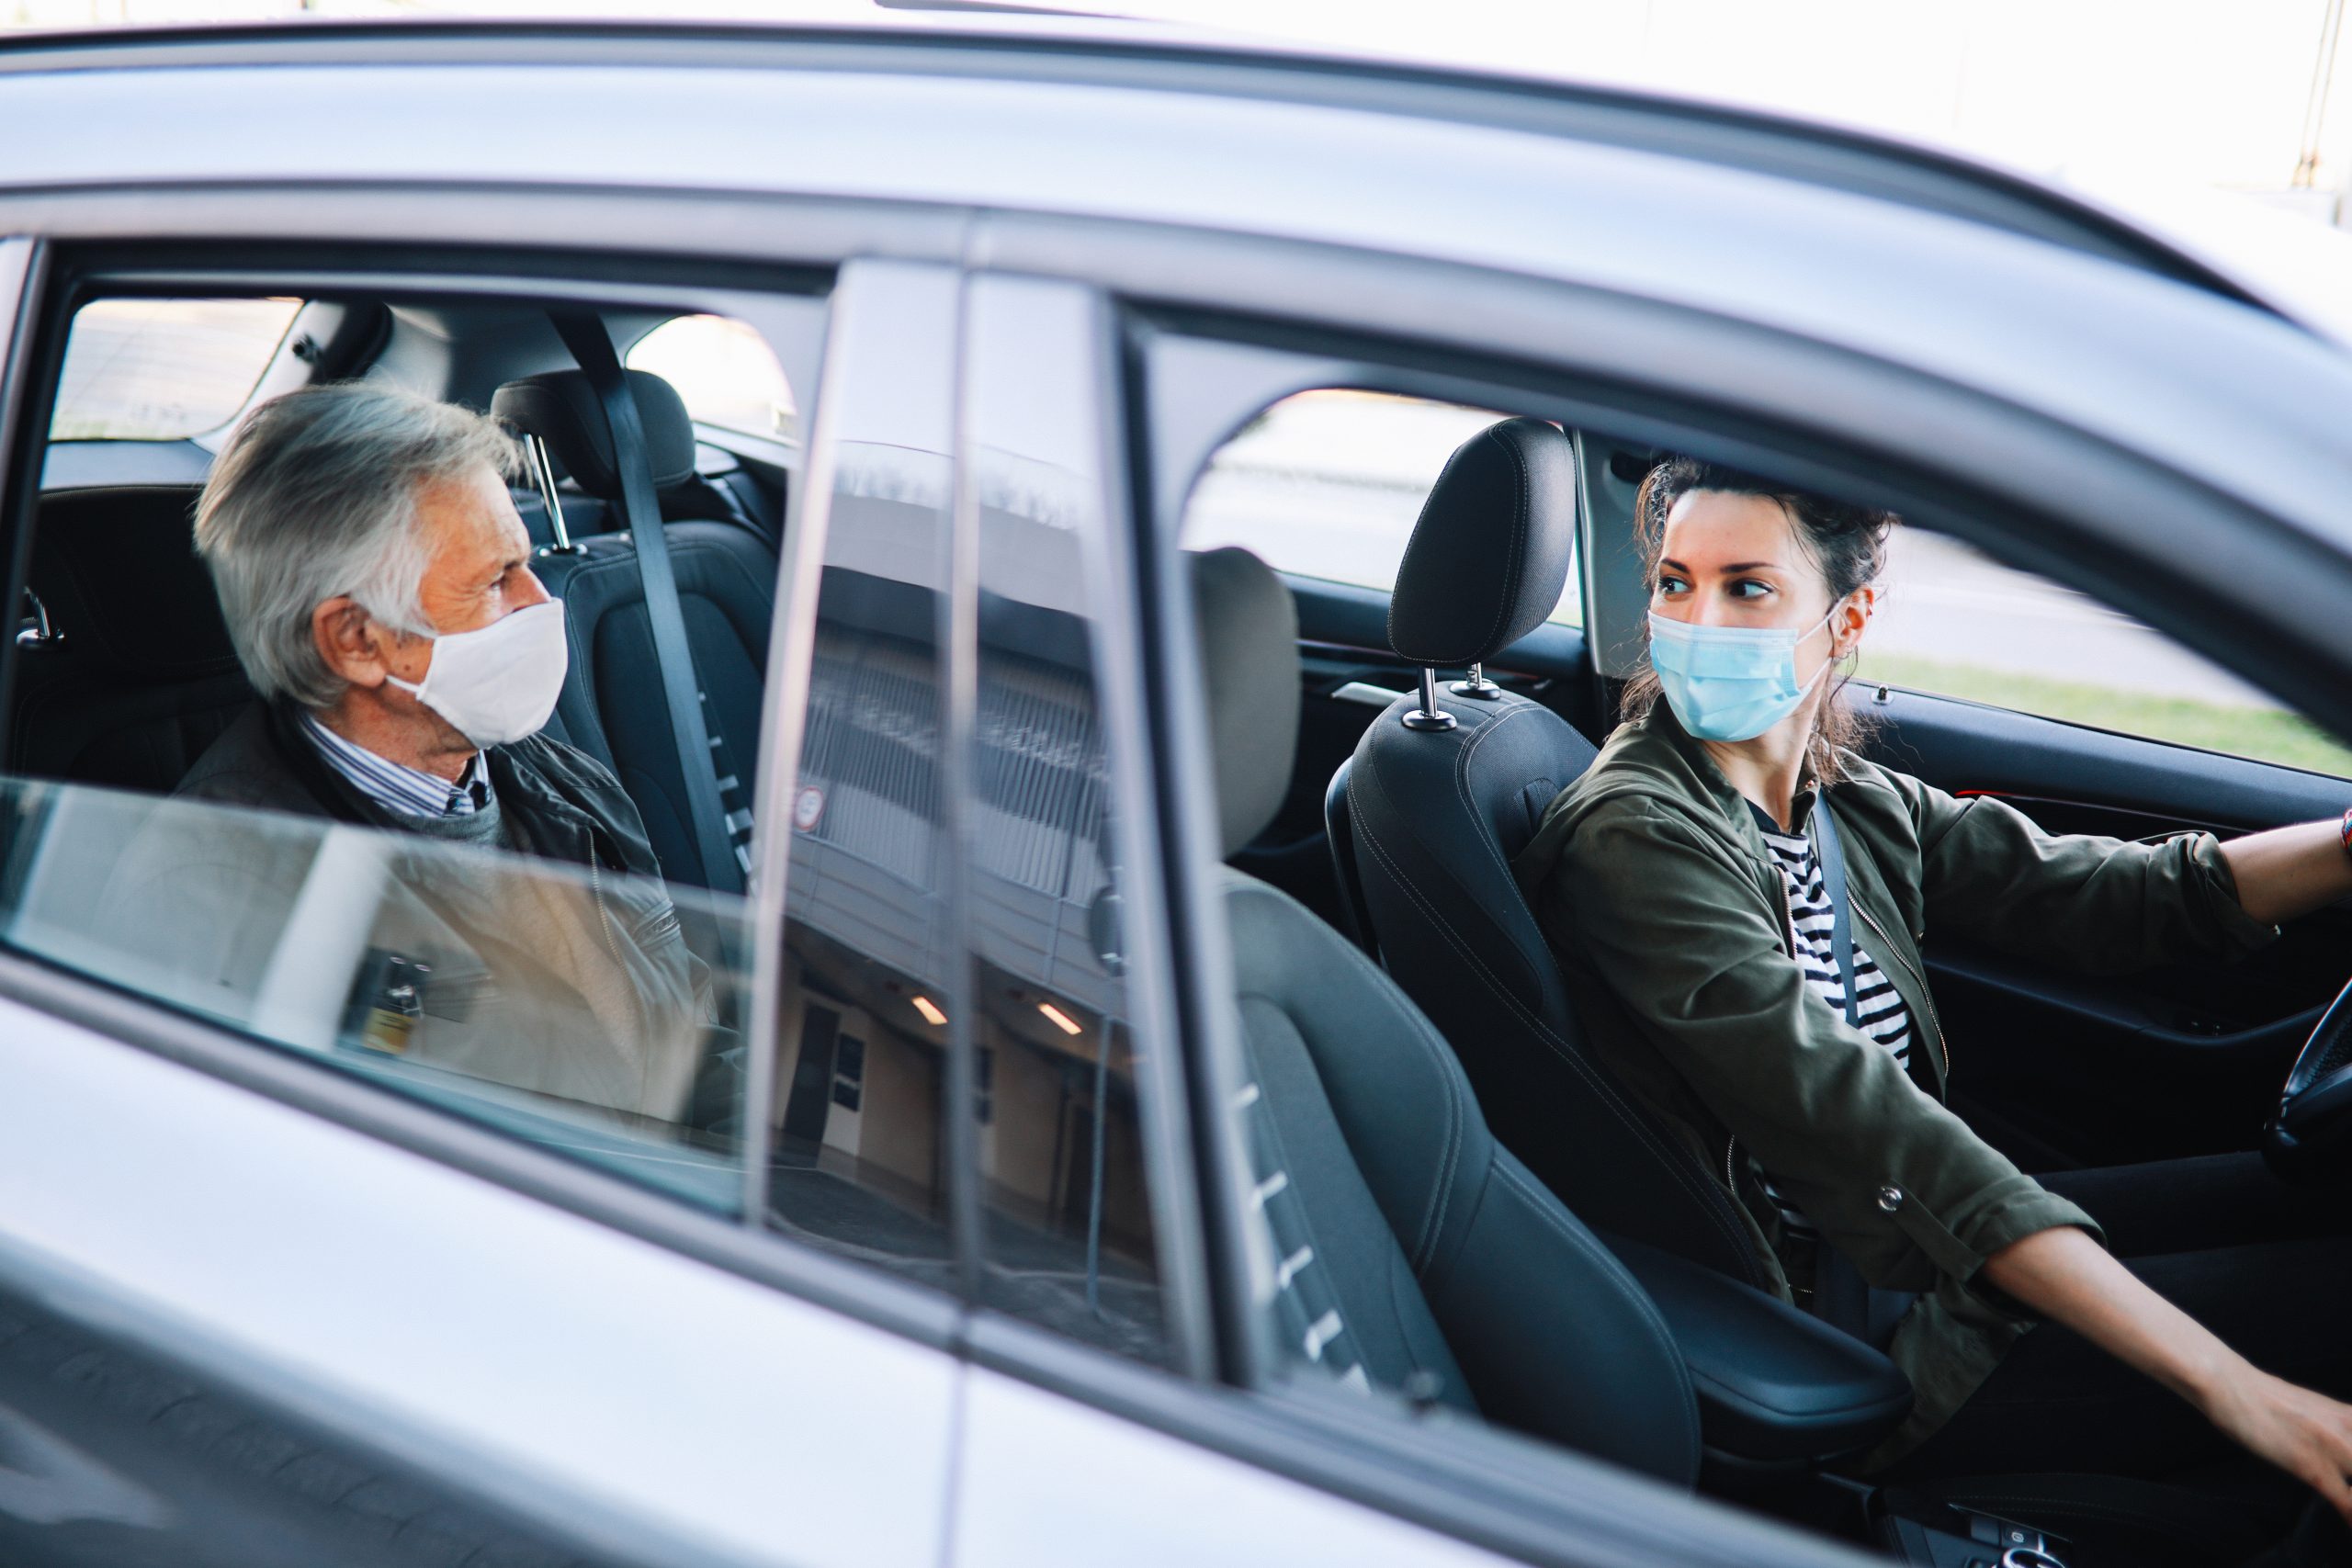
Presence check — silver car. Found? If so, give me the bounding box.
[0,14,2348,1568]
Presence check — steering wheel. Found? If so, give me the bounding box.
[2263,974,2352,1185]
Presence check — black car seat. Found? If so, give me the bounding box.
[1329,418,1770,1292]
[492,370,775,891]
[9,485,254,793]
[1190,545,1705,1482]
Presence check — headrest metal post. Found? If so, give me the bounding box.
[1401,667,1455,732]
[14,587,58,649]
[1447,661,1502,700]
[524,433,580,556]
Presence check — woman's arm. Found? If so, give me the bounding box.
[1983,1226,2352,1522]
[2216,818,2352,927]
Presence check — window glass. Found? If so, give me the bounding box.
[0,781,752,1209]
[1855,530,2352,777]
[1182,389,1581,626]
[51,298,302,441]
[628,313,799,445]
[8,289,828,1212]
[769,265,960,1293]
[773,266,1172,1354]
[961,276,1166,1362]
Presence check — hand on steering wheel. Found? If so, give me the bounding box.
[2265,973,2352,1186]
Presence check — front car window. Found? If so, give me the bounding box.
[1856,529,2352,776]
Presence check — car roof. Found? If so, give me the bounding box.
[0,14,2301,326]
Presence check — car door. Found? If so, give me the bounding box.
[0,232,970,1567]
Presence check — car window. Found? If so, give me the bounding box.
[627,312,799,445]
[963,276,1170,1362]
[51,298,302,442]
[2,287,830,1217]
[1856,529,2352,777]
[1181,389,1582,627]
[771,266,1177,1359]
[0,782,754,1210]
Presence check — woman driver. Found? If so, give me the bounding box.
[1512,458,2352,1523]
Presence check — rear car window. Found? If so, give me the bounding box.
[51,298,302,442]
[1182,389,1582,626]
[627,313,798,444]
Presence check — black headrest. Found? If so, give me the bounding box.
[1387,417,1578,668]
[28,486,241,680]
[1188,547,1299,859]
[492,369,696,501]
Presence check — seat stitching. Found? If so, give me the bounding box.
[1229,878,1464,1269]
[1349,778,1765,1286]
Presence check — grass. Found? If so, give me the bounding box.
[1852,651,2352,780]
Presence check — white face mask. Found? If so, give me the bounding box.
[384,598,569,749]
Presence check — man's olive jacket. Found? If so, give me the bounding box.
[1510,701,2277,1465]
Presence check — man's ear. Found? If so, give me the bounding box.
[313,595,390,688]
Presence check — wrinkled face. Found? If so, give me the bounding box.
[1651,489,1867,679]
[410,464,546,640]
[312,462,550,728]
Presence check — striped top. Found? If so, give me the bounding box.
[1747,800,1913,1241]
[301,712,493,819]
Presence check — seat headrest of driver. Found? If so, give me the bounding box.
[492,368,697,502]
[1188,547,1299,860]
[1387,416,1577,669]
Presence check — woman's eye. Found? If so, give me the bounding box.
[1655,574,1688,595]
[1728,579,1773,600]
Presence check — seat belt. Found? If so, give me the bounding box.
[1808,796,1894,1343]
[1813,797,1862,1037]
[551,312,745,897]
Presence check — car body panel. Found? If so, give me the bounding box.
[0,991,961,1568]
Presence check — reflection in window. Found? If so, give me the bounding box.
[0,781,751,1209]
[767,265,960,1294]
[963,276,1165,1364]
[51,299,303,442]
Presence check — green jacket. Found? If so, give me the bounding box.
[1510,702,2277,1467]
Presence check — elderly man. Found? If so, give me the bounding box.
[103,381,718,1126]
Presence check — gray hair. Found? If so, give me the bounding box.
[195,382,524,709]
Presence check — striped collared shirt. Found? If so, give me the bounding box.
[300,712,493,819]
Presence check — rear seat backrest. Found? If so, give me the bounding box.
[11,486,254,794]
[493,370,778,891]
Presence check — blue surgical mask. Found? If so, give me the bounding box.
[1646,604,1842,743]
